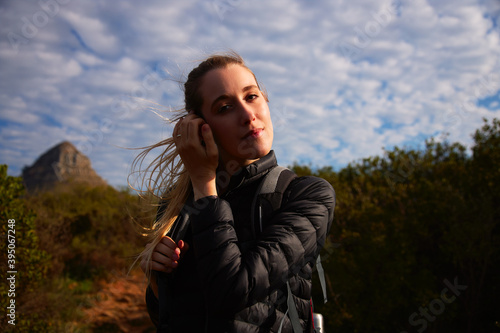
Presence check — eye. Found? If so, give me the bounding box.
[218,104,231,113]
[247,94,259,101]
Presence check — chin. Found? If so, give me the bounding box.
[222,149,264,168]
[247,143,272,158]
[257,146,272,157]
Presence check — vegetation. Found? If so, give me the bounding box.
[304,118,500,332]
[0,165,51,331]
[0,170,151,332]
[0,118,499,332]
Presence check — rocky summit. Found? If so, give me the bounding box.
[22,141,106,192]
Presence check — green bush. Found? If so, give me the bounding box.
[298,118,500,332]
[1,165,152,331]
[27,182,148,280]
[0,165,52,330]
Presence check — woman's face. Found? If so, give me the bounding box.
[199,64,273,168]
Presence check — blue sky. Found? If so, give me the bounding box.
[1,0,499,187]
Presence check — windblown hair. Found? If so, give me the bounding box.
[131,51,259,279]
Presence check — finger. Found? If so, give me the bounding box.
[151,261,174,274]
[201,124,218,158]
[152,251,178,268]
[144,257,171,274]
[179,117,189,141]
[174,115,195,141]
[186,118,206,143]
[159,236,177,249]
[178,240,190,255]
[174,115,201,143]
[156,242,180,261]
[173,116,184,137]
[158,237,180,260]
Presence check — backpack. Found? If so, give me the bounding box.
[252,166,327,333]
[157,165,327,333]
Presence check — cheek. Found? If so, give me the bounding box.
[262,107,273,128]
[207,121,233,146]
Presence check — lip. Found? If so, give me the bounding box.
[243,128,264,139]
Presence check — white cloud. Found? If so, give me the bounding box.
[61,11,120,56]
[0,109,39,125]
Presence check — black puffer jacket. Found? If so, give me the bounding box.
[146,151,335,332]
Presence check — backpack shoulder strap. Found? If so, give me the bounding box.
[253,167,329,332]
[251,166,297,233]
[252,166,303,333]
[258,166,295,195]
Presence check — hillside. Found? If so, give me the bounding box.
[22,141,106,193]
[82,269,154,332]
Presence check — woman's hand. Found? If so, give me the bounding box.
[174,113,219,200]
[141,237,190,298]
[141,236,190,274]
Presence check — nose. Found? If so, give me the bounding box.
[238,101,256,125]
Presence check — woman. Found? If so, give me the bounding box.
[136,52,335,332]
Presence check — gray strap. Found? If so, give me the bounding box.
[277,309,289,333]
[316,255,328,303]
[251,165,288,234]
[287,281,303,333]
[254,166,305,332]
[259,166,287,194]
[258,204,263,235]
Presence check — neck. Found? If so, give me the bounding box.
[219,156,259,177]
[216,159,245,195]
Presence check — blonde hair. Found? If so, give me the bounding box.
[132,51,260,279]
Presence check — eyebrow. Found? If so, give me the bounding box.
[210,85,259,110]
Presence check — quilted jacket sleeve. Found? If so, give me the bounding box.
[189,176,335,317]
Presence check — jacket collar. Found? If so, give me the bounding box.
[216,150,277,194]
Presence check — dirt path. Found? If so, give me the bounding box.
[83,269,155,332]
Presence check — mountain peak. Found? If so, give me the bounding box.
[22,141,106,192]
